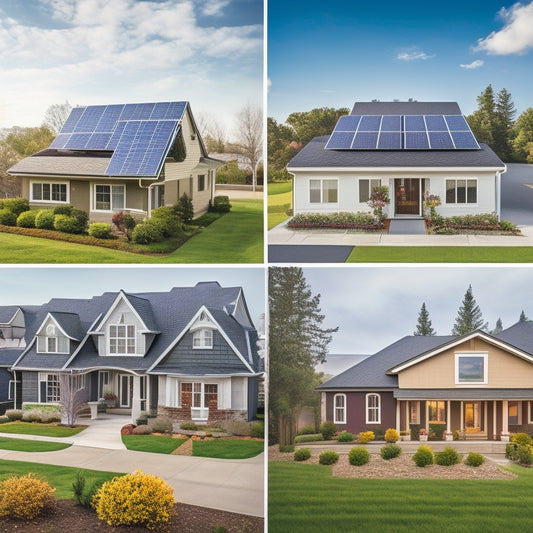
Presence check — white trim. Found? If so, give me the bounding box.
[309,177,339,205]
[192,328,213,349]
[366,393,381,424]
[30,180,70,203]
[35,313,77,340]
[91,292,151,335]
[455,352,488,385]
[108,323,138,356]
[444,177,478,205]
[289,166,507,173]
[333,393,346,424]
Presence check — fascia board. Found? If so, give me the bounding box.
[289,166,507,173]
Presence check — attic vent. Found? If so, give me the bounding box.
[190,311,215,332]
[46,324,56,336]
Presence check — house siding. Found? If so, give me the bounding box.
[21,371,38,403]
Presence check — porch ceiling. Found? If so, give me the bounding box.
[394,388,533,400]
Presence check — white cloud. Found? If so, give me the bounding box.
[460,59,484,69]
[202,0,231,16]
[397,50,434,61]
[477,1,533,54]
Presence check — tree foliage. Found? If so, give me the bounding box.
[414,302,436,336]
[520,310,529,322]
[42,101,72,135]
[286,107,349,145]
[5,126,55,157]
[451,285,488,335]
[491,317,503,335]
[0,142,21,198]
[512,108,533,163]
[269,267,337,447]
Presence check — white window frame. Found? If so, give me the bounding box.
[359,178,381,203]
[333,393,346,424]
[409,401,420,424]
[309,178,338,204]
[37,324,68,354]
[30,181,69,203]
[193,328,213,349]
[366,393,381,424]
[445,178,478,205]
[41,373,60,403]
[108,324,136,355]
[179,381,218,409]
[98,370,110,399]
[93,184,125,212]
[455,353,488,385]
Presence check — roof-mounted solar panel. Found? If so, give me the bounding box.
[324,131,355,149]
[378,132,402,149]
[352,132,378,149]
[335,115,361,132]
[380,115,401,131]
[358,115,381,131]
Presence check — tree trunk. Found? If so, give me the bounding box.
[278,413,296,449]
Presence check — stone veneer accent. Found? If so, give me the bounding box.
[158,405,247,427]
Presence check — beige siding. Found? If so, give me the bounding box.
[398,338,533,389]
[70,180,90,212]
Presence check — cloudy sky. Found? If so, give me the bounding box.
[0,0,263,134]
[0,266,266,325]
[268,0,533,122]
[303,266,533,357]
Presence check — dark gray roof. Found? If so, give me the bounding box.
[351,101,461,115]
[0,306,20,324]
[288,137,505,169]
[394,389,533,400]
[0,349,25,366]
[317,335,456,390]
[495,321,533,354]
[50,312,83,341]
[122,293,159,332]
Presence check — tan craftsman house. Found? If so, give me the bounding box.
[318,322,533,441]
[8,101,222,222]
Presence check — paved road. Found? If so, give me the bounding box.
[269,244,354,263]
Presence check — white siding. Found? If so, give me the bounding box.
[231,376,247,410]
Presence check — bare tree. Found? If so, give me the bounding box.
[196,112,227,153]
[230,104,263,192]
[60,371,89,427]
[42,101,72,135]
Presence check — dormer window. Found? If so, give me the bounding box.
[37,322,68,353]
[109,324,136,354]
[193,328,213,349]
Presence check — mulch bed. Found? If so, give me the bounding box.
[0,499,263,532]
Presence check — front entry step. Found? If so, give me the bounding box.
[388,219,427,235]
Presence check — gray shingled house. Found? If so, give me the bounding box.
[288,101,506,220]
[317,322,533,441]
[8,102,222,222]
[4,282,263,425]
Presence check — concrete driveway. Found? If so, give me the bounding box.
[501,163,533,225]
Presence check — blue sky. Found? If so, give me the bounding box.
[268,0,533,122]
[0,0,263,135]
[0,266,266,326]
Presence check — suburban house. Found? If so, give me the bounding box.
[8,101,222,222]
[317,322,533,441]
[287,101,506,220]
[2,282,263,425]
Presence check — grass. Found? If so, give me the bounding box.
[0,198,263,263]
[0,422,86,437]
[121,434,186,454]
[0,436,71,452]
[192,439,264,459]
[268,181,292,230]
[269,461,533,533]
[347,246,533,263]
[0,459,121,499]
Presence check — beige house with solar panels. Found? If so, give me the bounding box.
[8,101,222,222]
[288,102,506,219]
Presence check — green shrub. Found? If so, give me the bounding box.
[434,446,461,466]
[319,450,339,465]
[506,443,518,460]
[2,198,29,216]
[22,409,43,423]
[180,421,198,431]
[500,219,517,231]
[384,428,400,443]
[511,433,533,447]
[0,209,17,226]
[319,421,337,441]
[288,211,380,228]
[34,209,55,229]
[92,470,174,529]
[88,222,112,239]
[517,445,533,466]
[413,445,434,467]
[298,425,316,435]
[211,195,232,213]
[429,423,447,440]
[279,444,294,453]
[16,210,36,228]
[380,444,402,460]
[174,193,194,224]
[131,219,165,244]
[0,473,56,519]
[0,416,9,424]
[193,212,220,227]
[348,446,370,466]
[53,205,73,216]
[294,433,324,443]
[151,417,173,434]
[337,430,353,442]
[294,448,311,462]
[54,212,87,234]
[465,452,484,467]
[358,431,375,444]
[151,206,184,238]
[5,409,23,421]
[250,421,264,439]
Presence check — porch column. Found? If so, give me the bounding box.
[446,401,451,433]
[147,187,152,218]
[493,400,497,440]
[484,401,488,436]
[460,401,464,431]
[320,392,326,423]
[131,376,142,423]
[405,401,410,432]
[396,401,401,431]
[502,400,509,439]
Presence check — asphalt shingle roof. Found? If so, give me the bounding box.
[351,101,462,115]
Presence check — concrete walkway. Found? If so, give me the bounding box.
[0,415,264,517]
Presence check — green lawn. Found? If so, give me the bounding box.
[121,434,186,454]
[268,181,292,230]
[0,422,86,437]
[0,198,263,263]
[192,439,264,459]
[0,459,121,499]
[0,436,71,452]
[269,461,532,533]
[347,246,533,263]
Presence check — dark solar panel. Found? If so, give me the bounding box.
[404,115,426,131]
[358,115,381,131]
[425,115,447,131]
[428,131,454,149]
[377,132,402,149]
[451,131,480,149]
[335,115,361,132]
[352,132,378,149]
[380,115,401,131]
[445,115,470,131]
[325,131,355,149]
[405,131,429,149]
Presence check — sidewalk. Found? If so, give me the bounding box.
[0,415,264,517]
[268,220,533,247]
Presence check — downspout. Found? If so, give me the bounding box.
[211,169,215,204]
[13,369,16,409]
[288,171,295,216]
[495,171,502,221]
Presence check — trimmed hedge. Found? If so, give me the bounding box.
[0,198,30,216]
[211,195,232,213]
[319,450,339,465]
[319,421,337,441]
[294,433,324,443]
[0,209,17,226]
[337,430,354,443]
[288,212,382,229]
[434,446,461,466]
[34,209,55,229]
[413,445,434,467]
[465,452,484,467]
[88,223,113,239]
[380,444,402,460]
[349,446,370,466]
[16,210,36,228]
[294,448,311,462]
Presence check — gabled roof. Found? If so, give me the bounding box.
[0,306,21,325]
[494,321,533,353]
[48,312,83,341]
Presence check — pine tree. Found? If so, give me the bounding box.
[269,267,338,448]
[492,318,503,334]
[467,85,496,147]
[451,285,488,335]
[520,310,529,322]
[413,302,436,336]
[494,88,517,161]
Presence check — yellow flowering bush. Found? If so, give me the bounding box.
[0,473,56,519]
[384,428,400,443]
[92,470,175,530]
[357,431,375,443]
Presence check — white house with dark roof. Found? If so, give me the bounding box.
[288,101,506,220]
[317,322,533,441]
[4,282,263,425]
[8,102,222,222]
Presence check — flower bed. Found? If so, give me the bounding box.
[288,212,383,230]
[427,213,520,235]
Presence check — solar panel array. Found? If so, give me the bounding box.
[50,102,187,177]
[325,114,480,151]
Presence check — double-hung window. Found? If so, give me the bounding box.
[95,184,125,211]
[31,182,68,203]
[309,179,338,203]
[359,179,381,203]
[334,393,346,424]
[193,328,213,349]
[366,393,380,424]
[180,382,218,409]
[109,325,136,354]
[446,179,477,204]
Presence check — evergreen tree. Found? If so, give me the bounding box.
[451,285,488,335]
[520,310,529,322]
[494,88,517,161]
[413,302,436,336]
[467,85,495,147]
[269,267,337,449]
[492,318,503,335]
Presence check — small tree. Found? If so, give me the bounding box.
[367,186,390,223]
[520,310,529,322]
[60,372,88,427]
[492,318,503,334]
[174,193,194,224]
[451,285,488,335]
[414,302,436,336]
